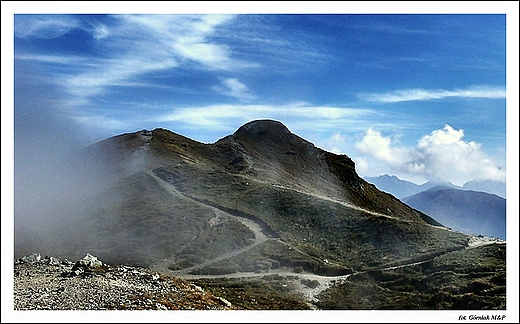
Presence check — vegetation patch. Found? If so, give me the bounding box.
[190,276,312,310]
[315,244,506,310]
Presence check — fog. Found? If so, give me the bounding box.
[13,61,113,259]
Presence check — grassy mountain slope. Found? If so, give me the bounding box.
[14,119,506,310]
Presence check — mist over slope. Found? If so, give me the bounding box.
[14,119,506,310]
[15,119,447,265]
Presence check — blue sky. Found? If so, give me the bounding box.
[5,3,518,188]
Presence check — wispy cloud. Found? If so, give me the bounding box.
[15,54,91,65]
[15,54,158,100]
[364,23,436,36]
[154,103,375,128]
[15,14,253,106]
[118,14,245,70]
[63,58,178,98]
[69,100,397,146]
[92,23,109,40]
[355,125,506,185]
[14,14,332,112]
[70,115,131,133]
[14,14,79,39]
[360,86,506,103]
[212,78,257,101]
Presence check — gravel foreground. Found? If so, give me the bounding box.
[13,253,236,311]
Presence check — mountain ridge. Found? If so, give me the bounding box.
[14,119,506,310]
[402,188,506,240]
[364,174,505,199]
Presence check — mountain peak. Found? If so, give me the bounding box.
[233,119,291,140]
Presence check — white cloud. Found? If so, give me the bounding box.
[212,78,256,101]
[117,14,243,70]
[353,156,370,175]
[155,103,376,130]
[355,125,506,185]
[16,15,252,108]
[415,125,505,184]
[361,86,506,103]
[71,115,131,133]
[121,102,380,144]
[418,125,464,146]
[14,15,79,39]
[15,54,91,65]
[321,133,348,154]
[63,57,178,98]
[92,24,109,40]
[355,128,411,166]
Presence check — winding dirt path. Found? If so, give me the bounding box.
[148,171,272,275]
[270,182,400,220]
[147,171,504,307]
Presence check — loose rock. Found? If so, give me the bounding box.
[14,253,237,310]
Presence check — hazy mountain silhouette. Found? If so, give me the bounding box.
[364,174,462,199]
[402,187,506,240]
[14,119,506,310]
[463,180,506,199]
[364,174,428,199]
[364,174,505,199]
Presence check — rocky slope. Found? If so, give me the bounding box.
[14,253,237,310]
[13,236,506,312]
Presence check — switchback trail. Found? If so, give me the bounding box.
[148,171,276,276]
[147,171,504,308]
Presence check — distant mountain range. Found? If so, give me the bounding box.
[364,174,506,199]
[402,186,506,240]
[462,179,506,198]
[14,119,506,310]
[363,175,506,240]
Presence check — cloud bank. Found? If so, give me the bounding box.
[355,124,506,186]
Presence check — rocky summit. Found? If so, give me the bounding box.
[13,119,507,310]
